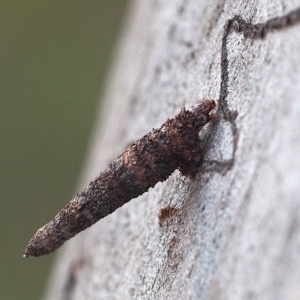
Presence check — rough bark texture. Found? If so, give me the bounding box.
[44,1,300,299]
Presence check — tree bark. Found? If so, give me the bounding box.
[44,1,300,299]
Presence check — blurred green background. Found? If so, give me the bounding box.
[0,1,128,299]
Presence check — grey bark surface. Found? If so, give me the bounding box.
[44,1,300,300]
